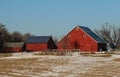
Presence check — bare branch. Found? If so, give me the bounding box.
[95,23,120,49]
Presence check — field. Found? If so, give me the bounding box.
[0,52,120,77]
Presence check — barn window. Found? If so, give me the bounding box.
[83,34,86,38]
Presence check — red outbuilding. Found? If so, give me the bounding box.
[25,36,57,51]
[3,42,24,52]
[57,26,107,52]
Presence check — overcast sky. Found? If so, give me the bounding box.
[0,0,120,36]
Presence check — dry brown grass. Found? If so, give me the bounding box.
[0,56,70,77]
[34,51,58,55]
[80,60,120,77]
[34,50,67,56]
[80,53,112,57]
[0,53,12,57]
[91,54,112,57]
[113,58,120,62]
[0,52,120,77]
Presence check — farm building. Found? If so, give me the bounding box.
[57,26,107,52]
[25,36,57,51]
[3,42,24,52]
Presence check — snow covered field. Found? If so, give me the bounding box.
[0,52,120,77]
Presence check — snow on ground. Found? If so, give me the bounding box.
[0,52,120,77]
[41,56,108,77]
[111,54,120,59]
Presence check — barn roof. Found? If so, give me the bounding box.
[79,26,106,43]
[4,42,24,48]
[26,36,51,44]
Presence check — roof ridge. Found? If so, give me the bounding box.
[79,26,106,43]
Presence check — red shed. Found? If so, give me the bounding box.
[57,26,107,52]
[25,36,57,51]
[3,42,24,52]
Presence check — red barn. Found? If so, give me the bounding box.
[25,36,57,51]
[3,42,24,52]
[57,26,107,52]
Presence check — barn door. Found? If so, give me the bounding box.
[74,41,80,49]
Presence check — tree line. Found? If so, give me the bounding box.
[0,22,120,51]
[0,23,32,51]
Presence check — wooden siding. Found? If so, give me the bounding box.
[3,42,24,52]
[57,26,106,52]
[3,47,22,52]
[26,44,47,51]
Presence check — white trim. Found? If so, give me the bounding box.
[78,27,98,43]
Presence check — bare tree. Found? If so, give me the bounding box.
[23,33,32,41]
[95,23,120,49]
[0,23,8,51]
[52,35,59,45]
[11,31,23,42]
[0,23,35,52]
